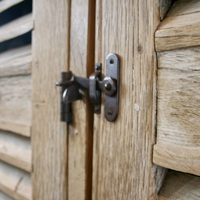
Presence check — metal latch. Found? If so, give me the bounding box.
[56,53,120,123]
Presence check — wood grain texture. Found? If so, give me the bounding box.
[0,161,31,200]
[0,76,31,127]
[154,53,200,175]
[156,0,200,51]
[158,171,200,200]
[160,0,172,20]
[0,14,33,43]
[93,0,162,199]
[0,131,32,172]
[154,144,200,175]
[32,0,69,199]
[0,46,31,65]
[0,0,24,13]
[0,121,31,137]
[68,0,94,199]
[0,54,31,78]
[0,191,14,200]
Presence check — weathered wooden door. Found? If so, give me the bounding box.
[32,0,161,199]
[32,0,200,200]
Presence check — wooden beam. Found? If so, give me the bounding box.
[92,0,161,199]
[32,0,70,199]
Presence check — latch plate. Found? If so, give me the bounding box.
[104,54,119,122]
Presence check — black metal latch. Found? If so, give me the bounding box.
[56,53,120,123]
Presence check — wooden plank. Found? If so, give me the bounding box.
[68,0,95,199]
[160,0,172,20]
[0,76,31,128]
[0,54,31,78]
[0,191,14,200]
[155,1,200,51]
[154,67,200,175]
[0,46,31,65]
[0,131,32,172]
[157,47,200,71]
[156,69,200,147]
[93,1,161,199]
[0,14,33,43]
[32,0,69,199]
[158,171,200,200]
[154,144,200,176]
[0,121,31,137]
[0,0,24,13]
[0,161,32,200]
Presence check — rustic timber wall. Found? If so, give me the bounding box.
[0,0,33,199]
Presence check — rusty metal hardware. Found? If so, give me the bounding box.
[56,53,120,123]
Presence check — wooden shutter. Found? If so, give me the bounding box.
[153,0,200,199]
[0,0,33,199]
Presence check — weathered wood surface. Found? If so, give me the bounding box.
[32,0,69,199]
[93,0,162,199]
[0,46,31,65]
[0,14,33,43]
[0,191,14,200]
[0,0,24,13]
[158,171,200,200]
[156,0,200,51]
[160,0,172,20]
[0,131,32,172]
[0,76,31,131]
[68,0,94,199]
[0,161,32,200]
[0,54,31,78]
[154,46,200,175]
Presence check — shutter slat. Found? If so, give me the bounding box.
[0,14,33,43]
[0,131,32,172]
[0,161,32,200]
[0,0,24,14]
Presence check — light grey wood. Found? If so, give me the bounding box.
[0,76,31,129]
[0,161,32,200]
[0,131,31,172]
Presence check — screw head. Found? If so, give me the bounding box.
[104,82,112,91]
[95,64,101,71]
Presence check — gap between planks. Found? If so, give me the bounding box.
[0,0,24,14]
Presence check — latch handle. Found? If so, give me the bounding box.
[56,53,120,123]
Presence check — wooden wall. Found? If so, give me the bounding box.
[0,0,32,199]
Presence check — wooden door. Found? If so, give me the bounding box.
[31,0,200,200]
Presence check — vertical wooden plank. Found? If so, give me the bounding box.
[32,0,70,199]
[68,0,95,199]
[93,1,161,199]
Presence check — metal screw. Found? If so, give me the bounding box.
[105,82,112,91]
[108,109,113,115]
[95,64,101,71]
